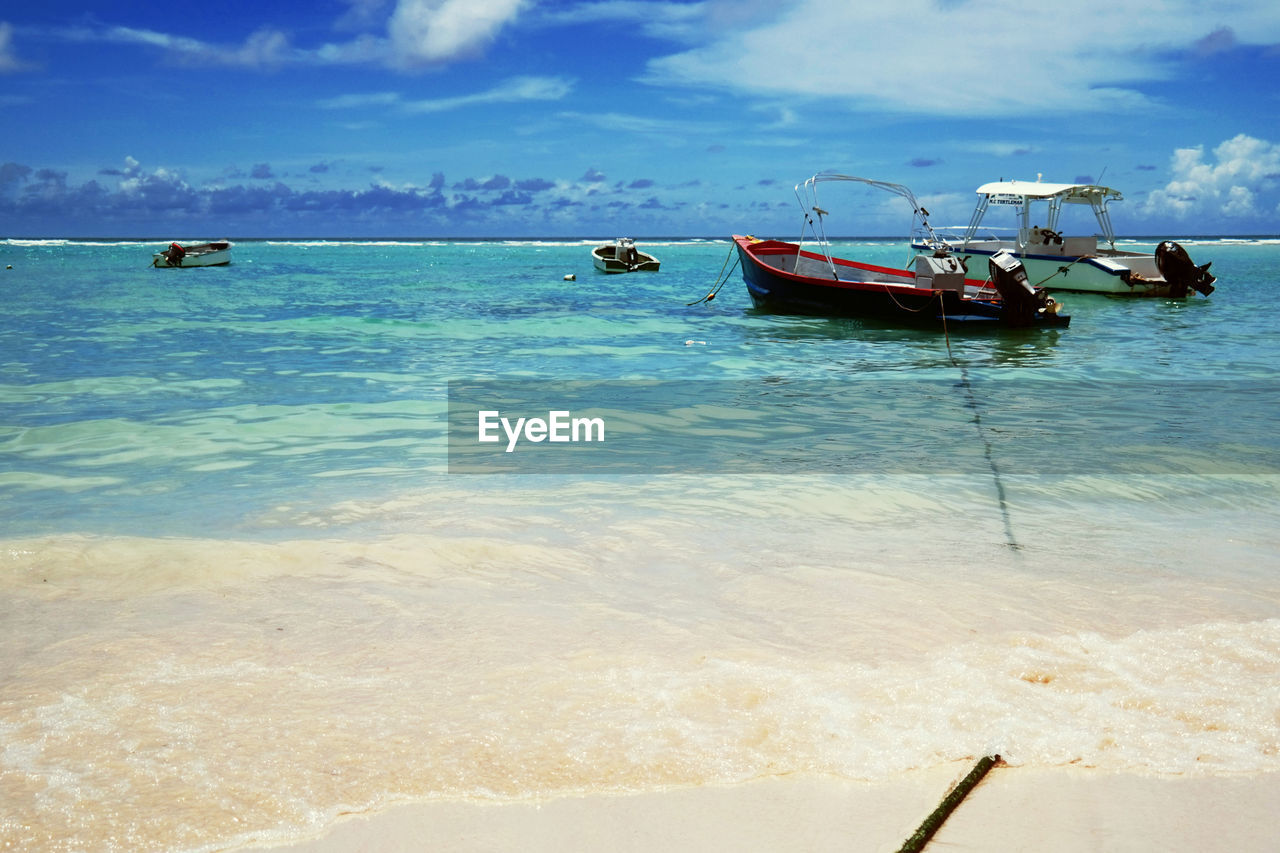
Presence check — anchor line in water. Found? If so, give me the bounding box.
[882,284,944,314]
[697,239,1017,548]
[1031,255,1085,289]
[689,242,740,306]
[939,313,1020,551]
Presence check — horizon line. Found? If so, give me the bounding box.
[7,234,1280,242]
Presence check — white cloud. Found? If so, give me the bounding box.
[66,24,294,68]
[1222,185,1255,217]
[50,1,528,71]
[233,28,292,66]
[749,102,799,130]
[314,33,388,65]
[318,92,404,109]
[401,75,572,112]
[335,0,394,32]
[959,142,1037,158]
[555,109,713,136]
[1,21,31,73]
[1145,134,1280,219]
[317,77,571,114]
[388,0,526,65]
[643,0,1280,116]
[536,1,709,41]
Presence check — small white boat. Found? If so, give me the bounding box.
[152,240,232,268]
[910,180,1215,297]
[592,238,660,273]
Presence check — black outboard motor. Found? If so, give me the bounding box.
[989,250,1054,327]
[1155,241,1215,297]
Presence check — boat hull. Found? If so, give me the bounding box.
[910,240,1183,296]
[592,245,660,273]
[735,236,1069,329]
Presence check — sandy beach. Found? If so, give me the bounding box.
[252,767,1280,852]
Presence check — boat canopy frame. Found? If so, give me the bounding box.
[960,180,1124,252]
[794,172,943,277]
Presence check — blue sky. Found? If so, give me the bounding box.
[2,0,1279,237]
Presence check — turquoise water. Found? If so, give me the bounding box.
[2,237,1279,852]
[3,238,1276,537]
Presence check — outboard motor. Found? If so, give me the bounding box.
[989,250,1055,327]
[162,242,186,267]
[1155,241,1215,297]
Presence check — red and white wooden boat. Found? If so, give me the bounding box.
[735,174,1069,329]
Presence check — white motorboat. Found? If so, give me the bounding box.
[153,240,232,268]
[592,238,660,273]
[910,180,1215,297]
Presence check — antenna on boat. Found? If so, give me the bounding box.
[795,172,947,272]
[794,178,833,270]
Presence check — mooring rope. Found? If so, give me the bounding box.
[695,241,1018,549]
[688,241,741,306]
[940,309,1020,551]
[881,284,941,314]
[1031,255,1084,288]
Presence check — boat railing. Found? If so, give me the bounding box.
[795,173,941,275]
[911,224,1016,247]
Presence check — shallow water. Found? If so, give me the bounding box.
[1,238,1278,851]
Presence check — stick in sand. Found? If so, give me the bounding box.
[897,754,1001,853]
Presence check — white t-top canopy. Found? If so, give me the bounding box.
[965,180,1124,248]
[976,181,1123,203]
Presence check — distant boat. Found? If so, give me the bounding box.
[734,173,1070,329]
[153,240,232,268]
[910,180,1215,297]
[592,238,660,273]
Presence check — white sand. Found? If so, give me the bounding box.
[250,766,1280,852]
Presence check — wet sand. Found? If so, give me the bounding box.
[252,766,1280,852]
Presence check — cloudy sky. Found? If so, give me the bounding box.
[2,0,1279,237]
